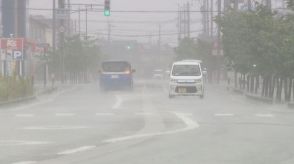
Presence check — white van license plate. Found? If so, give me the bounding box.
[178,87,187,93]
[111,75,119,79]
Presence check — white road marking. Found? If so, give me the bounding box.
[0,140,51,146]
[22,126,90,130]
[96,113,114,116]
[55,113,76,117]
[112,95,122,109]
[255,113,274,118]
[135,113,154,116]
[103,112,199,143]
[57,146,96,155]
[214,113,235,117]
[12,161,37,164]
[15,114,35,118]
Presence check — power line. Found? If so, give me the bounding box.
[95,30,203,38]
[0,7,221,13]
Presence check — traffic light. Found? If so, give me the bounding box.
[104,0,110,16]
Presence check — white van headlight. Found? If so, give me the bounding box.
[170,79,177,83]
[195,79,202,83]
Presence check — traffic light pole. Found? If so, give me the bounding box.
[58,0,65,83]
[85,7,88,40]
[53,0,56,52]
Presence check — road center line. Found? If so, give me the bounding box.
[55,113,76,117]
[22,126,90,130]
[12,161,37,164]
[214,113,235,117]
[112,95,122,109]
[135,113,154,116]
[96,113,114,116]
[15,114,35,118]
[103,112,199,143]
[57,146,96,155]
[0,140,51,146]
[255,113,274,118]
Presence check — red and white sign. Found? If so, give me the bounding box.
[0,38,24,51]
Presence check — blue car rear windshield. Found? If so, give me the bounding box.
[102,62,131,72]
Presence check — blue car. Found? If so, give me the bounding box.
[99,61,135,90]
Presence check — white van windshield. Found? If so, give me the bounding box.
[172,65,201,76]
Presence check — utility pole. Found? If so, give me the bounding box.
[266,0,272,9]
[58,0,65,83]
[248,0,252,10]
[158,24,161,50]
[178,4,181,41]
[67,0,71,36]
[78,6,81,36]
[210,0,214,37]
[206,0,210,36]
[85,7,88,40]
[201,0,209,35]
[14,0,18,37]
[53,0,56,52]
[217,0,222,84]
[187,2,191,38]
[234,0,238,10]
[179,5,183,40]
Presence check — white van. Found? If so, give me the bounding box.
[168,60,205,99]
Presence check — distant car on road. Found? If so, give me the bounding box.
[99,61,135,90]
[168,60,205,99]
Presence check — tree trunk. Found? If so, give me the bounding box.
[246,74,250,92]
[269,76,276,99]
[250,75,254,93]
[234,71,237,88]
[264,76,269,97]
[276,77,283,102]
[284,77,289,102]
[261,76,265,97]
[288,78,293,102]
[255,75,259,94]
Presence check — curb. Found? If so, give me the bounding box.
[288,103,294,109]
[36,87,58,96]
[245,93,273,104]
[232,88,244,95]
[0,87,58,107]
[0,95,36,106]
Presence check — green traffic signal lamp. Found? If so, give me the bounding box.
[104,9,110,16]
[104,0,111,16]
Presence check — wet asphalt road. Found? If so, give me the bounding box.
[1,80,294,164]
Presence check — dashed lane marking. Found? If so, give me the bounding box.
[214,113,235,117]
[55,113,76,117]
[112,95,123,109]
[96,113,115,116]
[135,113,154,116]
[57,146,96,155]
[0,140,51,146]
[15,114,35,118]
[22,126,90,130]
[12,161,37,164]
[103,112,199,143]
[255,113,275,118]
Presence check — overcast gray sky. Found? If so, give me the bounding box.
[29,0,202,45]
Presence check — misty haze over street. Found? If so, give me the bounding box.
[0,0,294,164]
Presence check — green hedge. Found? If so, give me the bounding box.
[0,76,33,102]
